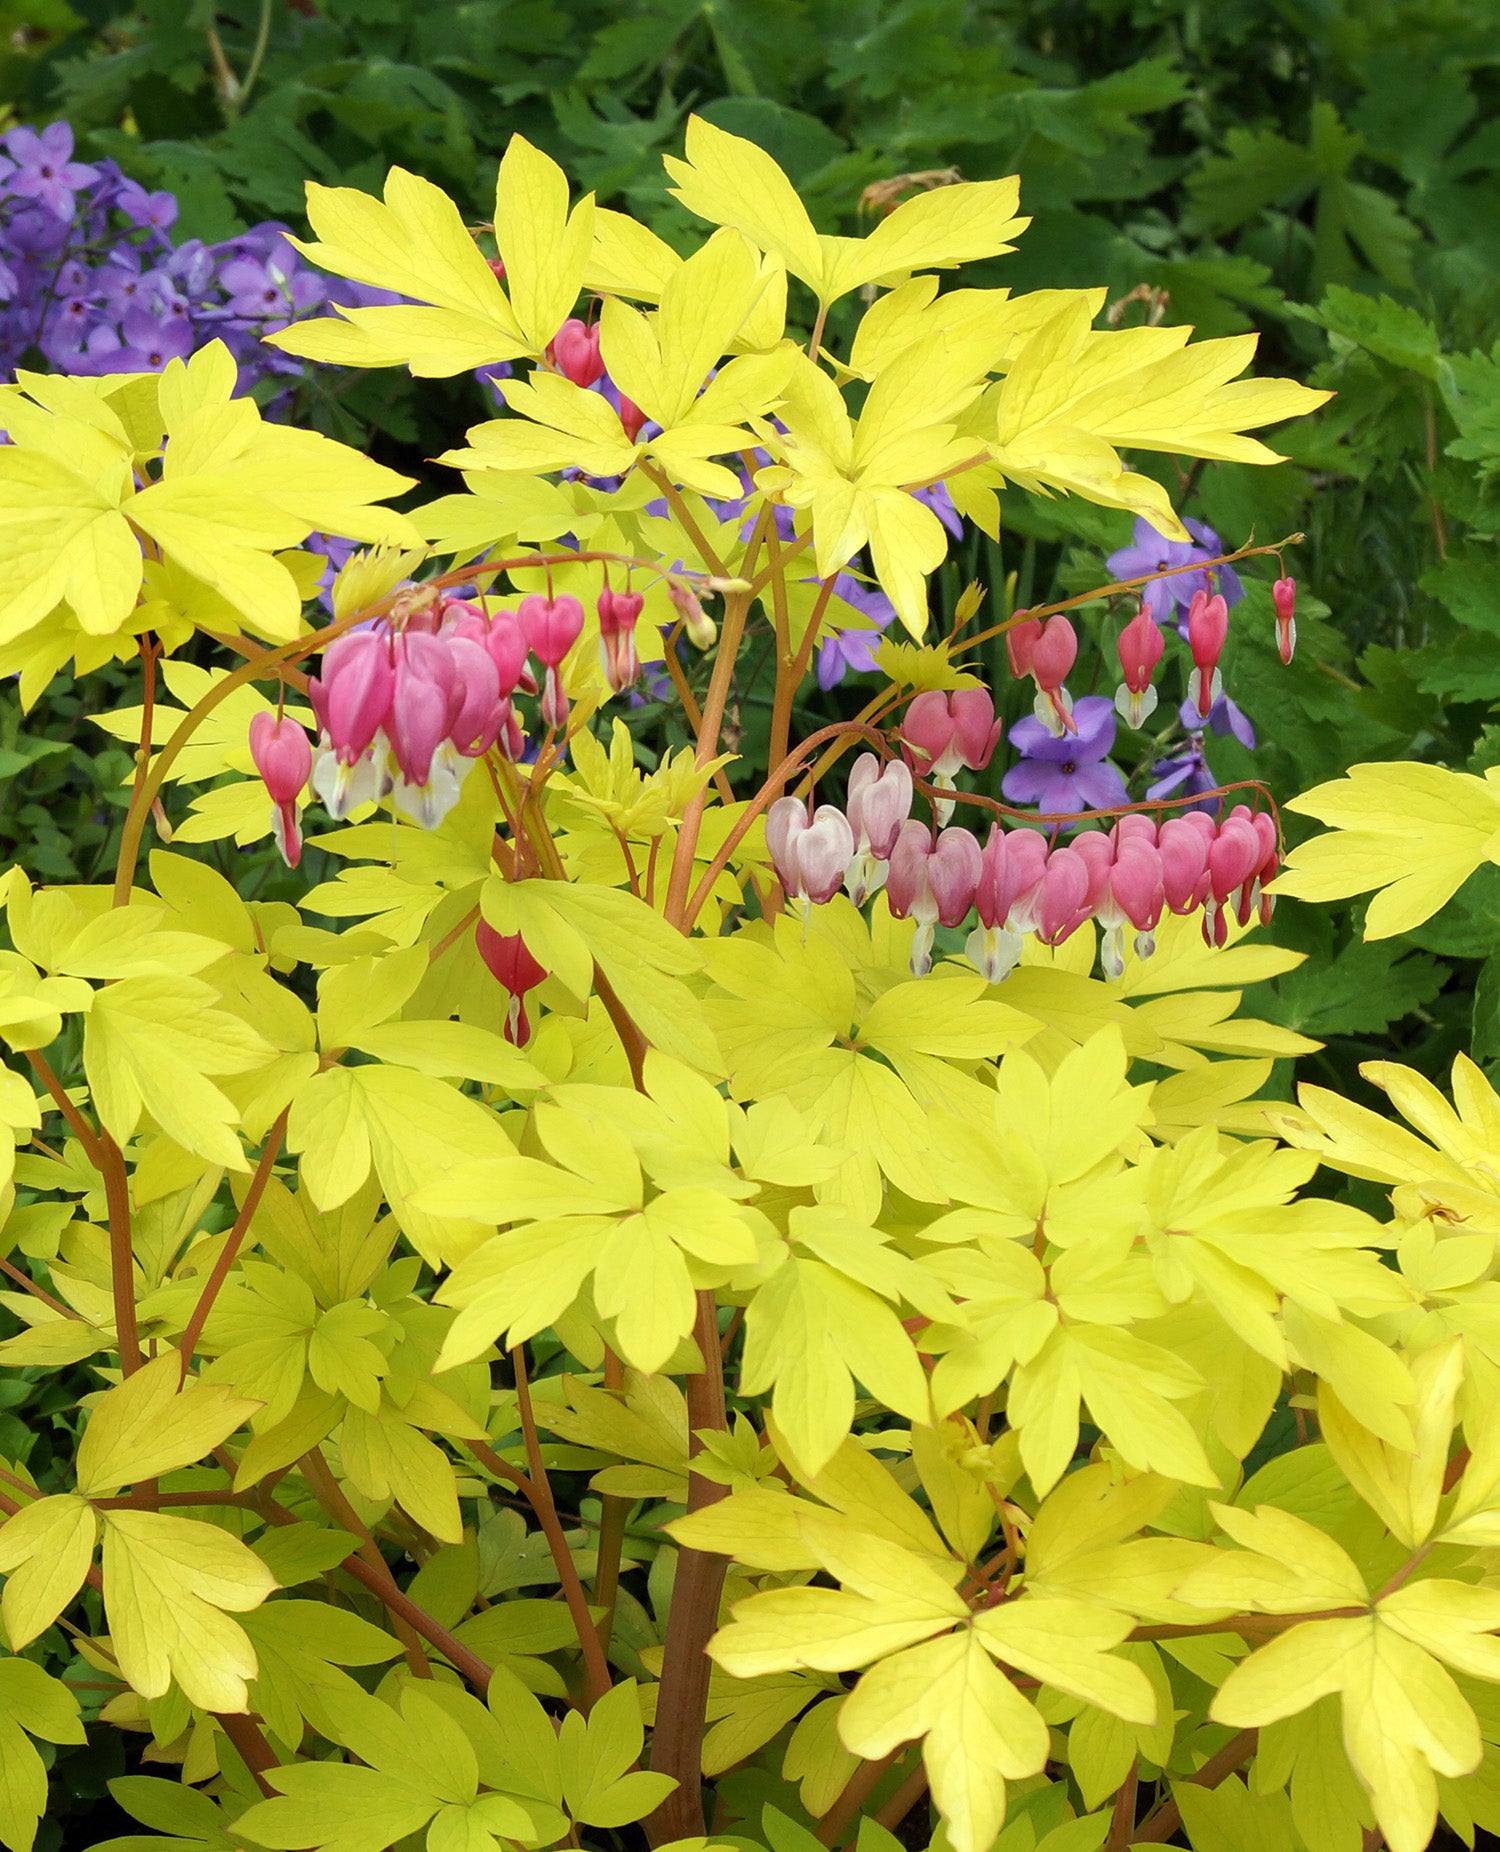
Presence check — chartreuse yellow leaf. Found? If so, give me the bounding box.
[1316,1339,1462,1547]
[558,1681,675,1828]
[664,116,1026,309]
[0,1495,97,1649]
[102,1508,277,1711]
[1277,762,1500,938]
[0,344,418,647]
[75,1353,261,1496]
[1173,1499,1500,1852]
[987,298,1329,539]
[271,136,592,376]
[0,1658,85,1852]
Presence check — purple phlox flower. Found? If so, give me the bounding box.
[5,204,71,257]
[816,576,897,689]
[1106,516,1209,622]
[1002,693,1130,820]
[165,240,215,298]
[218,251,323,322]
[0,258,17,305]
[912,479,963,540]
[114,180,178,234]
[107,304,195,372]
[1147,736,1219,814]
[1179,690,1256,748]
[3,123,97,219]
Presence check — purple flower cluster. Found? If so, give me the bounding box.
[0,120,327,390]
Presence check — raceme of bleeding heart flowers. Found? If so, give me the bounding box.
[769,746,1279,986]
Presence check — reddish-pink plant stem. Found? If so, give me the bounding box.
[178,1110,288,1372]
[216,1713,280,1796]
[1105,1760,1139,1851]
[1131,1729,1258,1843]
[25,1050,108,1169]
[646,1291,730,1844]
[815,1750,902,1846]
[766,574,835,795]
[0,1254,79,1321]
[507,1349,614,1708]
[99,1133,141,1376]
[298,1448,432,1680]
[664,588,751,928]
[592,1350,630,1659]
[113,634,159,906]
[872,1760,930,1834]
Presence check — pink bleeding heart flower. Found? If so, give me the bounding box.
[967,825,1047,983]
[597,587,644,693]
[476,921,548,1045]
[1034,844,1093,945]
[1186,590,1229,719]
[315,630,394,765]
[550,318,604,388]
[900,689,1001,823]
[519,594,585,730]
[1273,576,1297,664]
[1005,612,1042,679]
[844,753,914,903]
[1115,607,1165,729]
[619,395,648,443]
[1029,616,1078,736]
[766,797,856,908]
[1157,814,1214,916]
[480,607,530,695]
[249,711,312,869]
[387,634,457,787]
[518,594,585,669]
[1204,810,1264,945]
[446,636,503,756]
[1099,841,1165,976]
[887,820,982,975]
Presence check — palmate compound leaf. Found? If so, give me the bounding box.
[238,1681,565,1852]
[708,1514,1152,1852]
[76,1353,262,1497]
[1277,761,1500,938]
[0,1494,97,1650]
[101,1509,278,1713]
[1175,1501,1500,1852]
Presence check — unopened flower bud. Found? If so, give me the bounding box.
[668,581,716,650]
[1114,607,1164,729]
[1273,576,1297,664]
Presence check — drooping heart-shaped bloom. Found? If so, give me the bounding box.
[668,580,717,650]
[766,797,856,907]
[549,318,604,388]
[1099,840,1165,975]
[597,586,644,693]
[967,825,1047,983]
[476,922,548,1045]
[313,629,394,765]
[1158,814,1214,915]
[1033,844,1093,945]
[844,753,913,903]
[249,711,312,869]
[900,689,1001,823]
[1114,606,1165,729]
[519,594,585,729]
[1186,589,1229,719]
[887,820,982,975]
[1028,615,1078,735]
